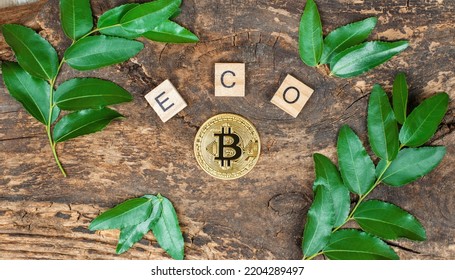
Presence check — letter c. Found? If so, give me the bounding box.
[221,70,236,88]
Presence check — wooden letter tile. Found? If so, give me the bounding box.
[214,63,245,97]
[145,79,187,123]
[271,74,314,118]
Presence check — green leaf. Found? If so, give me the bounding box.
[89,197,153,231]
[151,195,184,260]
[64,35,144,70]
[53,107,123,143]
[399,93,449,147]
[120,0,181,34]
[367,84,399,161]
[377,147,446,186]
[302,186,334,258]
[320,17,377,65]
[54,78,132,110]
[392,72,408,125]
[330,41,409,78]
[1,24,58,80]
[337,125,376,195]
[323,229,399,260]
[98,3,141,39]
[1,62,60,125]
[354,200,426,241]
[171,7,182,19]
[298,0,323,67]
[59,0,93,40]
[313,154,350,227]
[116,196,163,254]
[143,20,199,43]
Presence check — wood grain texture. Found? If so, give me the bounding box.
[0,0,48,60]
[0,0,47,24]
[0,0,454,260]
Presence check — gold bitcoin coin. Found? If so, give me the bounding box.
[194,113,261,180]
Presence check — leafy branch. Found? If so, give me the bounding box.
[89,194,184,259]
[1,0,198,177]
[302,73,449,260]
[299,0,408,78]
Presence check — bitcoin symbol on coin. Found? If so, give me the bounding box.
[194,113,261,180]
[214,127,242,168]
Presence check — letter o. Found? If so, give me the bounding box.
[283,86,300,104]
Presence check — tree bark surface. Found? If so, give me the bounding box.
[0,0,454,259]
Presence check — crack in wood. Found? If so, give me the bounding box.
[0,135,40,142]
[344,94,369,112]
[386,240,421,255]
[158,43,169,65]
[175,112,200,131]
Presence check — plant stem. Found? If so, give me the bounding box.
[305,252,324,260]
[46,126,66,176]
[305,158,395,259]
[43,23,121,176]
[77,25,120,41]
[333,162,392,232]
[79,28,99,40]
[332,159,394,233]
[44,23,124,176]
[46,58,67,176]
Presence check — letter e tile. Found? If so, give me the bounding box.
[145,79,187,122]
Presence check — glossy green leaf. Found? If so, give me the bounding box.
[64,35,143,70]
[377,147,446,186]
[89,197,153,231]
[354,200,426,241]
[1,24,58,80]
[392,72,408,124]
[54,78,132,110]
[120,0,180,34]
[1,62,60,125]
[302,186,334,258]
[53,107,122,143]
[367,84,399,161]
[323,229,399,260]
[321,17,377,65]
[330,41,409,78]
[98,3,141,39]
[298,0,323,67]
[171,7,181,19]
[143,20,199,43]
[399,93,449,147]
[337,125,376,195]
[151,195,184,260]
[116,196,163,254]
[59,0,93,40]
[313,154,350,227]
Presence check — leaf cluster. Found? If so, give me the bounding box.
[302,73,449,260]
[89,194,184,259]
[1,0,198,176]
[299,0,408,78]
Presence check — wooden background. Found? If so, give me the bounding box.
[0,0,453,260]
